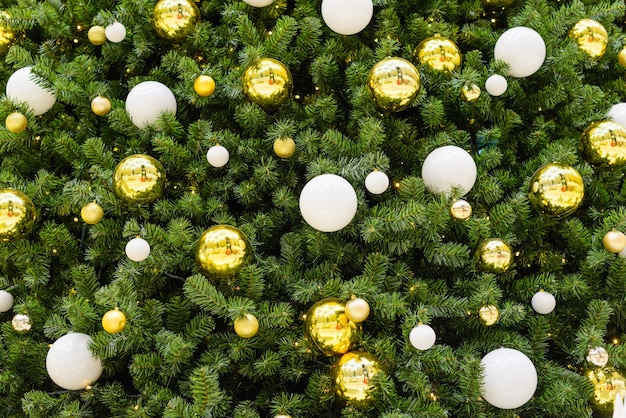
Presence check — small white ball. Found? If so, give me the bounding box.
[480,348,537,409]
[125,81,177,128]
[365,171,389,194]
[206,145,230,168]
[409,324,436,350]
[531,291,556,315]
[619,245,626,259]
[421,145,477,196]
[494,26,546,78]
[46,333,103,390]
[125,237,151,262]
[105,21,126,43]
[299,174,358,232]
[485,74,508,96]
[0,290,14,312]
[608,103,626,127]
[6,66,57,116]
[321,0,373,35]
[242,0,274,6]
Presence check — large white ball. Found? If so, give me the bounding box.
[105,22,126,43]
[125,81,177,128]
[480,348,537,409]
[409,324,436,350]
[531,290,556,315]
[46,333,103,390]
[6,67,57,116]
[421,145,477,196]
[125,237,151,262]
[0,290,13,312]
[608,103,626,127]
[485,74,508,96]
[206,145,230,168]
[321,0,373,35]
[365,170,389,194]
[242,0,274,6]
[494,27,546,78]
[299,174,358,232]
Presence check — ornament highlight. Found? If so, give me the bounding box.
[528,163,584,217]
[80,202,104,225]
[587,346,609,367]
[102,308,127,334]
[414,34,462,72]
[579,121,626,169]
[0,188,37,242]
[87,26,106,45]
[46,333,103,390]
[234,313,259,338]
[299,174,358,232]
[304,298,360,356]
[153,0,200,42]
[196,225,252,278]
[461,83,481,102]
[11,313,31,333]
[5,111,27,133]
[0,290,14,312]
[273,137,296,158]
[206,145,230,167]
[125,237,151,262]
[450,199,472,221]
[91,95,111,116]
[485,74,508,96]
[242,58,293,110]
[421,145,477,196]
[494,27,546,78]
[113,154,167,203]
[321,0,373,35]
[345,297,370,323]
[531,290,556,314]
[476,238,514,273]
[478,305,500,326]
[105,21,126,43]
[604,230,626,253]
[480,348,537,409]
[409,323,436,350]
[6,66,57,116]
[586,368,626,416]
[367,57,420,112]
[126,81,177,128]
[365,170,389,195]
[331,351,380,401]
[193,75,215,97]
[570,18,608,60]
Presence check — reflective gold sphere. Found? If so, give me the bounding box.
[273,137,296,158]
[585,368,626,417]
[579,121,626,169]
[367,57,420,112]
[194,75,215,97]
[603,230,626,253]
[414,34,462,72]
[91,95,111,116]
[570,18,608,60]
[461,84,481,102]
[153,0,201,42]
[450,199,472,221]
[304,298,361,356]
[0,189,36,242]
[11,313,31,334]
[0,11,15,50]
[478,305,500,326]
[242,58,293,110]
[113,154,166,203]
[196,225,252,278]
[528,163,584,217]
[331,351,380,402]
[80,202,104,225]
[618,47,626,67]
[5,111,27,133]
[476,238,513,273]
[87,25,106,45]
[234,313,259,338]
[587,346,609,367]
[102,308,127,334]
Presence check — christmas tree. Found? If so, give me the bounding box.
[1,0,626,416]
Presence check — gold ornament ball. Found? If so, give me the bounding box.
[618,47,626,67]
[196,225,252,278]
[603,230,626,253]
[243,58,293,110]
[274,415,292,418]
[414,34,462,72]
[367,57,420,113]
[234,313,259,338]
[153,0,201,42]
[331,351,380,402]
[113,154,167,203]
[194,75,216,97]
[586,368,626,417]
[102,308,127,334]
[450,199,472,221]
[91,95,112,116]
[478,305,500,326]
[345,297,370,323]
[476,238,513,273]
[80,202,104,225]
[587,346,609,367]
[304,298,361,356]
[11,313,31,334]
[0,189,37,242]
[5,111,27,133]
[87,25,106,45]
[461,84,481,102]
[528,163,584,217]
[273,137,296,158]
[0,11,15,50]
[570,18,608,60]
[579,121,626,169]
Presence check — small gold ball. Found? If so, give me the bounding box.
[5,112,27,133]
[478,305,500,326]
[12,313,31,334]
[345,297,370,323]
[242,58,293,110]
[461,84,481,102]
[0,189,37,242]
[450,199,472,221]
[194,75,216,97]
[234,313,259,338]
[113,154,167,203]
[570,18,608,60]
[476,238,514,273]
[102,308,127,334]
[87,26,106,45]
[273,137,296,158]
[304,298,361,356]
[330,351,380,402]
[618,47,626,67]
[80,202,104,224]
[603,230,626,253]
[153,0,201,42]
[367,57,421,112]
[91,95,111,116]
[414,34,462,72]
[528,163,584,217]
[196,225,252,278]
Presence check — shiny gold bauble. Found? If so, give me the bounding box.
[273,137,296,158]
[196,225,252,278]
[152,0,201,42]
[570,18,608,60]
[461,84,481,102]
[0,11,15,50]
[587,346,609,367]
[586,368,626,417]
[304,298,361,356]
[234,313,259,338]
[528,163,584,217]
[11,313,31,334]
[193,75,215,97]
[579,121,626,169]
[102,308,127,334]
[367,57,420,112]
[603,230,626,253]
[0,189,36,242]
[113,154,166,203]
[331,351,380,402]
[87,25,106,45]
[414,34,462,72]
[450,199,472,221]
[481,0,516,8]
[242,58,293,110]
[80,201,104,225]
[478,305,500,326]
[618,47,626,67]
[5,111,27,133]
[345,297,370,323]
[475,238,513,273]
[90,95,111,116]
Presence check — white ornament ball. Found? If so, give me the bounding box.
[321,0,373,35]
[485,74,508,97]
[531,291,556,315]
[480,348,537,409]
[299,174,358,232]
[0,290,14,312]
[242,0,274,6]
[46,333,103,390]
[125,237,151,262]
[409,324,436,350]
[421,145,477,196]
[365,170,389,194]
[206,145,230,168]
[6,67,57,116]
[105,21,126,43]
[494,26,546,78]
[125,81,177,128]
[608,103,626,127]
[619,245,626,259]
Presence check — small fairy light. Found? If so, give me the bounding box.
[76,25,82,31]
[394,181,401,189]
[613,337,621,345]
[85,385,93,390]
[73,38,79,43]
[515,251,521,256]
[429,392,438,401]
[134,405,139,410]
[294,94,301,100]
[73,217,79,222]
[268,30,273,35]
[52,248,58,254]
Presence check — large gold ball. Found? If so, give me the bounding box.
[90,95,111,116]
[193,75,215,97]
[87,25,106,45]
[0,189,36,242]
[528,163,584,217]
[586,368,626,417]
[478,305,500,326]
[570,18,608,60]
[304,298,361,356]
[80,201,104,225]
[331,351,380,402]
[618,47,626,67]
[0,11,15,50]
[603,230,626,253]
[345,297,370,323]
[102,308,127,334]
[5,111,27,133]
[579,121,626,169]
[242,58,293,110]
[414,34,462,72]
[476,238,513,273]
[367,57,421,113]
[196,225,252,278]
[273,137,296,158]
[113,154,167,203]
[153,0,201,42]
[234,313,259,338]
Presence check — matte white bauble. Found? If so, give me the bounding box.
[608,103,626,127]
[409,324,436,350]
[206,145,230,167]
[105,21,126,43]
[321,0,373,35]
[125,81,177,128]
[6,67,57,116]
[480,348,537,409]
[0,290,14,312]
[485,74,508,96]
[494,27,546,78]
[46,333,103,390]
[242,0,274,6]
[125,237,151,262]
[299,174,358,232]
[365,170,389,194]
[531,290,556,315]
[421,145,477,196]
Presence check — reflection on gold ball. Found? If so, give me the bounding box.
[113,154,167,203]
[476,238,513,273]
[345,297,370,323]
[304,298,361,356]
[414,34,462,72]
[243,58,293,110]
[587,346,609,367]
[450,199,472,221]
[570,18,608,60]
[461,84,481,102]
[586,368,626,417]
[196,225,252,278]
[11,313,31,334]
[194,75,215,97]
[87,25,106,45]
[478,305,500,326]
[603,230,626,253]
[331,351,380,402]
[5,111,27,133]
[80,202,104,225]
[618,47,626,67]
[528,163,584,217]
[0,189,36,242]
[0,11,15,50]
[234,313,259,338]
[273,137,296,158]
[579,121,626,169]
[367,57,420,112]
[91,95,111,116]
[153,0,201,42]
[102,308,127,334]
